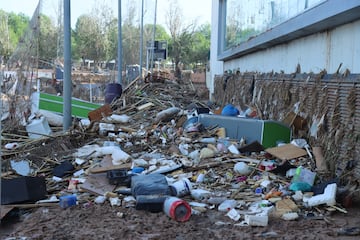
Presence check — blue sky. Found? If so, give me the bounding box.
[0,0,212,29]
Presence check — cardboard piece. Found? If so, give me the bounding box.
[89,155,131,174]
[283,112,307,130]
[312,146,327,171]
[88,104,112,122]
[81,155,125,195]
[1,205,14,219]
[273,198,299,218]
[89,163,132,174]
[80,173,115,196]
[265,144,307,160]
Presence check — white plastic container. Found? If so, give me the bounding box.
[26,116,52,139]
[170,178,192,197]
[244,215,268,226]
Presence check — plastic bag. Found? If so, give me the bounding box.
[289,166,316,192]
[131,173,171,197]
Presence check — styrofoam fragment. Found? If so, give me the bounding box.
[109,197,121,206]
[307,183,337,207]
[94,196,106,204]
[281,212,299,221]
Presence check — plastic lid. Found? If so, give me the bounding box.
[168,199,192,222]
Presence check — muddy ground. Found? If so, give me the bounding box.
[1,77,359,240]
[1,204,360,240]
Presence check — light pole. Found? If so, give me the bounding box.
[150,0,158,80]
[117,0,122,85]
[0,68,3,211]
[139,0,144,79]
[63,0,72,131]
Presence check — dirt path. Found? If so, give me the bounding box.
[1,205,360,240]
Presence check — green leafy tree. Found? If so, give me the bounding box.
[74,3,115,69]
[38,14,57,64]
[121,1,140,68]
[0,11,29,63]
[74,14,106,68]
[189,23,210,67]
[165,0,196,78]
[105,18,118,62]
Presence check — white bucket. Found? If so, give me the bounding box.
[163,197,191,222]
[26,116,52,139]
[170,178,192,197]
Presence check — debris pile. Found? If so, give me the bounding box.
[0,76,359,236]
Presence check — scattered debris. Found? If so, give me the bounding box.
[1,75,359,238]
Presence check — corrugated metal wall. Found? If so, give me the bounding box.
[213,72,360,179]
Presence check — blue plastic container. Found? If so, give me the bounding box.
[59,195,77,208]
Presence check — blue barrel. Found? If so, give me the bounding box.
[105,83,122,104]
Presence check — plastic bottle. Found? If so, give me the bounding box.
[218,199,238,212]
[163,197,192,222]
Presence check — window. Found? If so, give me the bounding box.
[218,0,360,60]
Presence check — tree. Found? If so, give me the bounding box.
[73,3,115,69]
[189,23,211,67]
[165,0,196,78]
[0,11,29,63]
[105,18,118,62]
[38,14,57,64]
[121,0,140,68]
[74,14,106,68]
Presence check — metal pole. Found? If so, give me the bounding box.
[139,0,144,79]
[146,48,149,73]
[117,0,122,85]
[150,0,157,79]
[0,69,3,211]
[89,80,92,103]
[63,0,72,131]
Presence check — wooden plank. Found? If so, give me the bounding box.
[89,163,132,174]
[2,203,58,209]
[265,144,307,161]
[136,102,155,111]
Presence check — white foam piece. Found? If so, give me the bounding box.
[308,183,337,207]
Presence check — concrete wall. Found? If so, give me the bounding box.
[209,0,223,99]
[222,19,360,74]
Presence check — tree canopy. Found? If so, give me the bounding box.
[0,10,30,62]
[0,2,211,77]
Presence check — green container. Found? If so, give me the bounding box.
[32,92,102,119]
[198,114,291,148]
